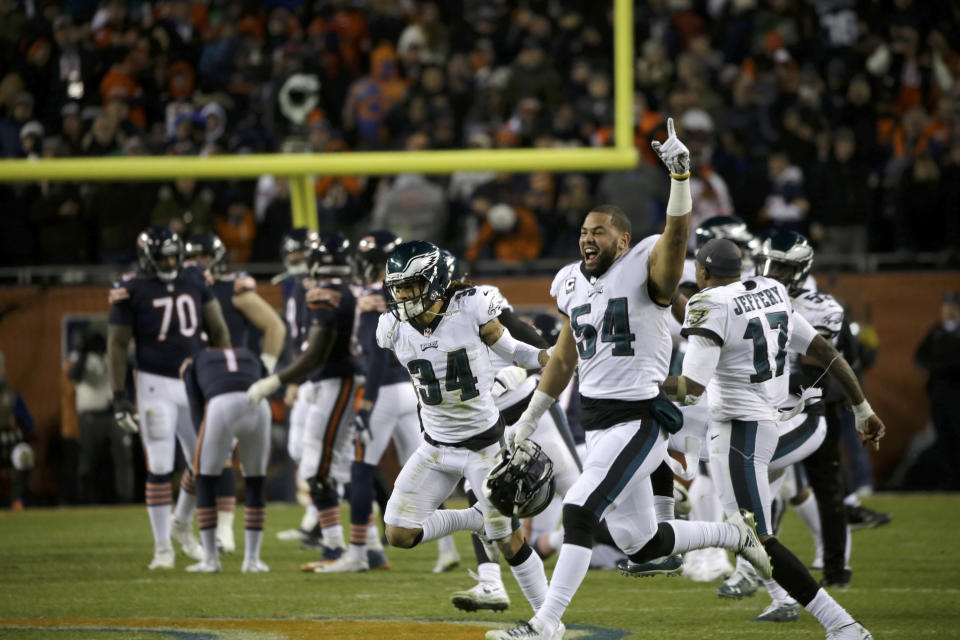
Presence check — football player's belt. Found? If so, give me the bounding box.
[580,390,683,433]
[423,416,505,451]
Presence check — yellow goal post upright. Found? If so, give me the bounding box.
[0,0,637,231]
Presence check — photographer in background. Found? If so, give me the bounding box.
[0,351,35,509]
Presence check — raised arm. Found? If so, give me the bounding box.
[648,117,692,306]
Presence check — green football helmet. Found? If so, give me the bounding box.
[439,248,468,285]
[755,229,814,297]
[384,241,450,322]
[695,215,758,271]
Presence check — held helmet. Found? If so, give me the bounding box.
[137,226,183,283]
[185,232,227,273]
[384,241,449,322]
[695,215,758,271]
[355,230,403,284]
[308,231,353,278]
[439,248,469,285]
[483,440,555,519]
[755,229,815,297]
[280,228,319,277]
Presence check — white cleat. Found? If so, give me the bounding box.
[811,545,824,571]
[313,554,369,573]
[171,519,204,561]
[241,559,270,573]
[276,527,311,541]
[217,521,236,554]
[826,622,873,640]
[433,548,461,573]
[730,510,772,580]
[451,572,510,612]
[186,559,222,573]
[148,548,175,570]
[485,620,565,640]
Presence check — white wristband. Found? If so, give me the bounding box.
[666,176,692,217]
[522,389,556,423]
[852,399,873,424]
[260,353,278,374]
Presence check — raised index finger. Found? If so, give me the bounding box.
[666,117,676,139]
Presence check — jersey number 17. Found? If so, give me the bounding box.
[744,311,788,382]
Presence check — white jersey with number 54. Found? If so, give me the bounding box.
[681,275,819,422]
[376,287,502,443]
[551,235,671,401]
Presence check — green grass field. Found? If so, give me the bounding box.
[1,494,958,639]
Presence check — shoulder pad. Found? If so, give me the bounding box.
[307,286,343,310]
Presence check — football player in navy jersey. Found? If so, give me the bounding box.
[180,347,271,573]
[272,228,324,542]
[108,227,231,570]
[248,232,359,564]
[185,233,286,554]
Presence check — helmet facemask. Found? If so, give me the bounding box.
[385,274,432,322]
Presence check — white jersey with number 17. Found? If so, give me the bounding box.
[551,235,671,401]
[681,275,819,422]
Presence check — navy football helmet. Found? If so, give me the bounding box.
[532,313,563,347]
[384,241,449,322]
[185,232,227,273]
[137,227,183,283]
[483,440,555,519]
[440,248,468,285]
[755,229,815,297]
[355,230,403,284]
[280,228,319,277]
[308,231,353,278]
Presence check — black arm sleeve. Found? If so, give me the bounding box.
[358,311,388,405]
[498,308,549,349]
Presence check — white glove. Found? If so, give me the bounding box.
[247,374,280,404]
[511,415,538,451]
[651,117,691,178]
[113,391,139,434]
[491,366,528,398]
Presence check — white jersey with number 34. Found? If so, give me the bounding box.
[376,287,502,443]
[681,275,819,422]
[551,235,671,401]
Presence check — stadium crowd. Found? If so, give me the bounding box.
[1,0,959,268]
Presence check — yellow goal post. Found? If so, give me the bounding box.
[0,0,637,231]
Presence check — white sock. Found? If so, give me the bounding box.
[843,493,859,507]
[147,505,172,551]
[792,493,822,550]
[654,496,675,523]
[762,578,796,605]
[736,553,752,574]
[367,517,384,552]
[300,504,318,531]
[534,544,592,631]
[173,488,197,525]
[217,511,235,537]
[805,588,855,630]
[349,543,366,562]
[689,474,722,522]
[478,561,502,585]
[200,528,217,563]
[844,525,852,568]
[667,520,739,554]
[547,529,564,550]
[438,533,457,555]
[245,529,263,564]
[421,507,482,543]
[322,524,344,550]
[509,548,549,611]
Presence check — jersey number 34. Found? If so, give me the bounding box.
[407,349,478,405]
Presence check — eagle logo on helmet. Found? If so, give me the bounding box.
[482,440,555,519]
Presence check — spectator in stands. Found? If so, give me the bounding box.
[915,291,960,490]
[681,108,735,250]
[69,330,132,504]
[151,177,215,236]
[809,128,871,256]
[465,202,540,263]
[0,351,35,510]
[0,91,34,157]
[759,150,809,231]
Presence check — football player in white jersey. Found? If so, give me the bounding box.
[664,238,883,640]
[376,240,553,616]
[488,119,773,640]
[440,251,582,614]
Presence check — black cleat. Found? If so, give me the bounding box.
[846,505,891,531]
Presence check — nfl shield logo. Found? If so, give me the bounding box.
[424,328,432,337]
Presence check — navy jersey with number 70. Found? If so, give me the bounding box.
[109,265,214,378]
